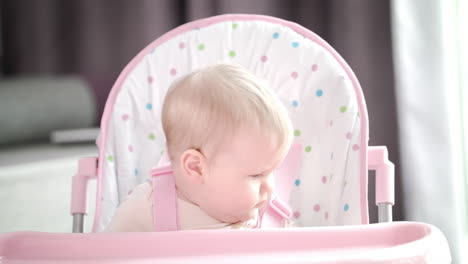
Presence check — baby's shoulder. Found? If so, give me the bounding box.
[124,181,153,201]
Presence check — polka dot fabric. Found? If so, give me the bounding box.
[97,15,366,231]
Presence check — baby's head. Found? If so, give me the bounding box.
[162,63,293,223]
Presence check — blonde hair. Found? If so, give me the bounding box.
[162,63,293,161]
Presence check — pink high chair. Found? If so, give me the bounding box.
[0,14,451,263]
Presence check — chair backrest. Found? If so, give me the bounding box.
[93,14,369,232]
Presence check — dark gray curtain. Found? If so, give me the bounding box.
[0,0,401,222]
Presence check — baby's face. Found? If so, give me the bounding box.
[198,128,287,224]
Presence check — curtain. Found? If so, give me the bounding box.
[391,0,467,263]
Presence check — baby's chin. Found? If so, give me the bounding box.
[236,208,260,223]
[215,208,259,224]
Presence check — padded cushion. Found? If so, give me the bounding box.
[97,16,366,231]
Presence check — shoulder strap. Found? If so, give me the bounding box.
[258,143,303,228]
[150,153,178,231]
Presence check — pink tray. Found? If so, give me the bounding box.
[0,222,450,263]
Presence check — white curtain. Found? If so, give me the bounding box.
[391,0,467,263]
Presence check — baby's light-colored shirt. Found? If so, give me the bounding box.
[104,182,257,232]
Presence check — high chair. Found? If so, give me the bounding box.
[0,14,451,263]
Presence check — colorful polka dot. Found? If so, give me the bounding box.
[147,75,153,84]
[346,132,352,139]
[316,89,323,97]
[229,50,236,57]
[311,64,318,72]
[352,144,360,151]
[295,179,301,186]
[260,55,268,63]
[293,211,300,219]
[329,120,333,127]
[170,68,177,76]
[107,155,114,162]
[292,100,298,107]
[313,204,321,212]
[291,72,298,79]
[292,42,299,48]
[179,42,185,49]
[344,204,350,211]
[321,176,327,184]
[149,133,156,140]
[294,129,301,137]
[340,106,347,113]
[128,145,133,152]
[273,32,279,39]
[198,44,205,50]
[134,169,138,176]
[305,146,312,152]
[146,103,153,110]
[121,114,129,121]
[325,212,329,220]
[232,23,238,29]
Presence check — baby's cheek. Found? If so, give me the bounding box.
[214,189,234,208]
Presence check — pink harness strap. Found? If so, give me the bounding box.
[150,144,302,231]
[150,163,178,231]
[257,143,303,228]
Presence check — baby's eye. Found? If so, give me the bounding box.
[249,174,263,178]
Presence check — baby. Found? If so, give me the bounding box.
[105,63,293,231]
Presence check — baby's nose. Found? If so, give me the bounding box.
[260,175,274,199]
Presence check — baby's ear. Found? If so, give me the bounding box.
[180,149,206,184]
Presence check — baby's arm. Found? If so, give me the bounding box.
[103,182,154,232]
